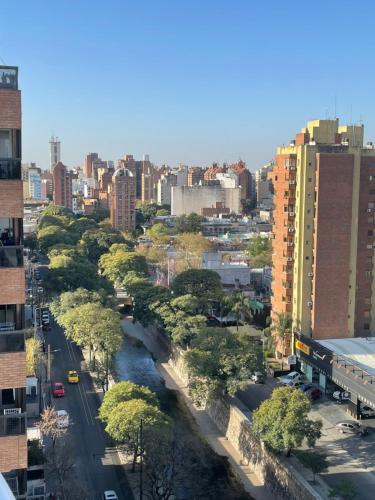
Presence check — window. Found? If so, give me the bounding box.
[364,323,370,330]
[365,271,372,279]
[368,230,374,237]
[308,178,312,182]
[365,298,371,305]
[0,130,11,158]
[368,217,374,224]
[305,256,309,260]
[364,311,370,319]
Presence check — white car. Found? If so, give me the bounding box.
[360,405,375,418]
[56,410,69,428]
[103,491,118,500]
[278,371,301,386]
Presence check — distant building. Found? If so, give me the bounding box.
[28,164,42,199]
[230,160,253,204]
[83,153,107,180]
[110,168,136,231]
[157,173,177,205]
[188,167,204,186]
[171,184,241,216]
[203,162,226,181]
[41,171,53,200]
[53,162,73,209]
[141,157,156,202]
[49,135,61,172]
[255,162,274,208]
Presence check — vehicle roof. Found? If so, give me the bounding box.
[57,410,68,416]
[336,420,360,425]
[68,370,77,373]
[54,382,63,385]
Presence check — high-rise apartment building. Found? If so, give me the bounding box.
[187,167,204,186]
[110,168,136,231]
[83,153,107,181]
[255,161,274,208]
[271,119,375,342]
[53,162,73,209]
[49,136,61,172]
[230,160,252,203]
[0,65,27,496]
[141,158,156,203]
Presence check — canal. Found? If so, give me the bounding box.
[115,332,252,500]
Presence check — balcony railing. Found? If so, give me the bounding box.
[0,412,26,436]
[0,246,23,267]
[0,322,15,331]
[0,330,25,352]
[0,66,18,89]
[0,159,22,180]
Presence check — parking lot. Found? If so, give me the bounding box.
[237,374,375,499]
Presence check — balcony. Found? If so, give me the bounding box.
[0,67,18,89]
[0,159,21,180]
[0,246,23,267]
[0,411,26,436]
[0,330,25,353]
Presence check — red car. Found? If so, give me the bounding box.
[306,386,322,401]
[52,382,65,398]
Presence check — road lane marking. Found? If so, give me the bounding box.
[77,381,91,425]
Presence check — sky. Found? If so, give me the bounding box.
[2,1,375,171]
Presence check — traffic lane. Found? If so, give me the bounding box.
[237,377,276,411]
[48,322,133,499]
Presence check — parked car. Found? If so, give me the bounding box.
[56,410,69,428]
[360,405,375,418]
[251,372,265,384]
[285,379,305,388]
[305,386,322,400]
[67,370,79,384]
[336,420,368,436]
[103,491,118,500]
[333,390,350,403]
[278,371,301,386]
[52,382,65,398]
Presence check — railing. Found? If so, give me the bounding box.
[0,322,15,331]
[0,246,23,267]
[0,331,25,352]
[0,66,18,89]
[0,159,22,180]
[332,354,375,385]
[0,412,26,436]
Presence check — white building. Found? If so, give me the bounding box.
[255,161,274,208]
[202,251,251,287]
[157,174,176,205]
[28,166,42,199]
[171,184,241,216]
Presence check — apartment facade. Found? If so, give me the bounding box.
[53,162,73,209]
[271,119,375,341]
[110,168,136,231]
[0,66,27,496]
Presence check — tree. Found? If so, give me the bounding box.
[102,398,172,472]
[329,480,357,500]
[46,254,104,293]
[271,312,292,370]
[184,327,263,406]
[24,233,38,251]
[26,338,42,376]
[68,217,97,237]
[87,206,110,223]
[172,269,222,304]
[132,283,171,326]
[252,387,322,455]
[245,235,272,267]
[41,204,75,218]
[156,208,170,216]
[175,213,205,233]
[59,303,123,365]
[224,291,253,331]
[136,243,168,271]
[146,222,170,245]
[39,214,72,230]
[50,288,104,323]
[174,232,212,271]
[37,225,76,253]
[296,451,328,482]
[99,381,159,422]
[79,227,125,262]
[100,249,148,286]
[151,295,207,347]
[37,407,67,447]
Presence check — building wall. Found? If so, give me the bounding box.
[0,90,21,128]
[171,185,241,216]
[53,162,72,208]
[0,269,25,305]
[0,352,26,390]
[0,181,23,218]
[110,169,136,231]
[311,154,354,339]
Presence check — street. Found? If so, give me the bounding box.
[45,319,133,499]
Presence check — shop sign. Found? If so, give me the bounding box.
[295,340,310,355]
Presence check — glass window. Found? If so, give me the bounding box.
[0,130,11,158]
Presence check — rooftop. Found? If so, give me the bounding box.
[0,66,18,90]
[318,337,375,376]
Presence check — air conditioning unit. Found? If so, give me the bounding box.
[288,228,295,232]
[287,242,294,247]
[368,208,372,213]
[308,272,314,277]
[289,180,296,185]
[289,212,295,217]
[287,257,293,262]
[290,165,296,170]
[307,301,313,307]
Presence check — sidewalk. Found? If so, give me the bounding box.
[122,319,273,500]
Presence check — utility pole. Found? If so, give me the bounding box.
[139,419,143,500]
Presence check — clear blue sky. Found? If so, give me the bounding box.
[2,1,375,171]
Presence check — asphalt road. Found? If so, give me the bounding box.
[31,259,133,500]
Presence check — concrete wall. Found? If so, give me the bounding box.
[169,345,326,500]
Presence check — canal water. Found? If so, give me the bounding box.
[114,333,252,500]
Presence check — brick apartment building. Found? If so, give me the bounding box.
[271,119,375,347]
[110,167,136,231]
[0,65,27,496]
[53,161,73,209]
[187,166,204,186]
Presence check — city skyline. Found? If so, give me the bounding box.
[2,1,375,169]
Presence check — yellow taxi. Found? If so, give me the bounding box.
[67,370,79,383]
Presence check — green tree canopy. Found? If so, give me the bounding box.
[174,232,212,271]
[175,213,206,233]
[245,235,272,267]
[172,269,222,303]
[86,206,110,223]
[26,338,42,376]
[39,214,72,230]
[68,217,97,237]
[271,312,292,370]
[223,291,253,331]
[156,208,170,216]
[151,294,206,347]
[24,233,38,250]
[40,204,75,218]
[130,282,171,326]
[296,451,329,482]
[45,254,104,293]
[329,480,357,500]
[102,399,172,472]
[100,249,148,286]
[252,387,322,455]
[37,225,76,253]
[99,381,159,422]
[146,223,170,245]
[79,227,125,262]
[50,288,105,323]
[59,303,123,362]
[184,327,263,405]
[47,244,80,259]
